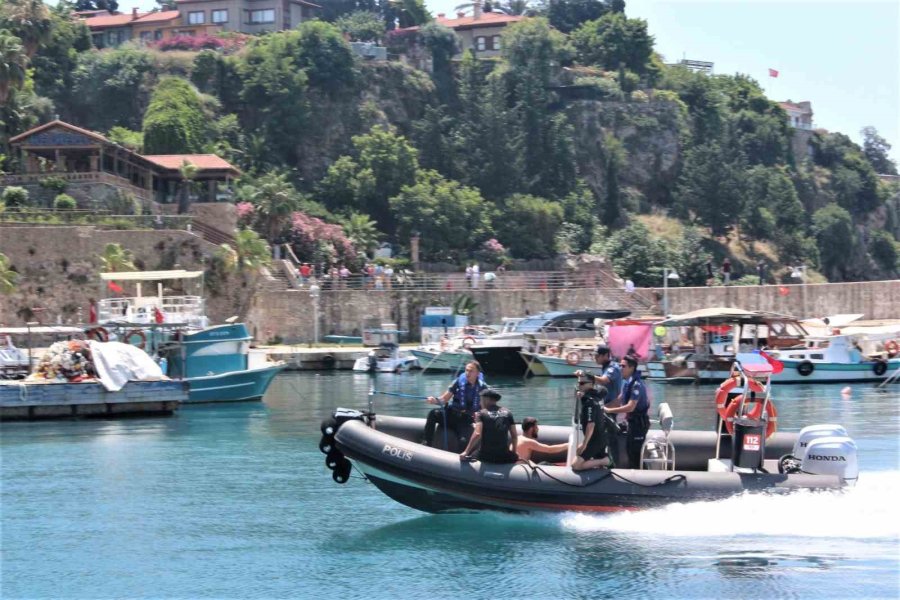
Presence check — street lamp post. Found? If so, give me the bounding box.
[309,283,321,345]
[791,265,807,316]
[663,268,680,317]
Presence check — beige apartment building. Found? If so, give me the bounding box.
[173,0,320,34]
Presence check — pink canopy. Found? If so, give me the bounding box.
[608,323,654,361]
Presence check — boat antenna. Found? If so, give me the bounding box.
[368,385,375,414]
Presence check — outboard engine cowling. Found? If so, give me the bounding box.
[800,436,859,484]
[792,424,849,460]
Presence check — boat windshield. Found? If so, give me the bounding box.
[515,318,551,333]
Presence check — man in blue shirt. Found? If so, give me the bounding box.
[423,361,488,448]
[605,355,651,468]
[575,345,622,406]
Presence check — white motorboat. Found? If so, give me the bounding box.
[410,326,497,372]
[353,343,419,373]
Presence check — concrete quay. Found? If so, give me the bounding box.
[264,344,374,370]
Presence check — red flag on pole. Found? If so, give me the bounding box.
[768,68,779,78]
[759,350,784,374]
[107,281,124,294]
[154,307,165,324]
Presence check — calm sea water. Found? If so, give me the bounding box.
[2,372,899,599]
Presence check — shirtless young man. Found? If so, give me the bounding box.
[516,417,568,461]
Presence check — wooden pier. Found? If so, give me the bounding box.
[0,379,187,421]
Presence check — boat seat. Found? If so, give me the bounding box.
[431,423,473,453]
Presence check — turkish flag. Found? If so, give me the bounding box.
[154,307,165,324]
[768,68,779,78]
[107,281,124,294]
[760,350,784,374]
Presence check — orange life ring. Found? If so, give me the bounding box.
[125,329,147,350]
[723,395,777,439]
[715,376,766,422]
[885,340,899,356]
[85,327,109,343]
[565,351,580,366]
[462,336,476,348]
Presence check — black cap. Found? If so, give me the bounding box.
[594,345,610,355]
[480,388,501,401]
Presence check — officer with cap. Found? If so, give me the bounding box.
[460,388,519,464]
[574,344,622,409]
[572,371,615,471]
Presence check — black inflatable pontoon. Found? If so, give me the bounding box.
[320,412,851,514]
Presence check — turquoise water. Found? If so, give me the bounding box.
[2,373,899,599]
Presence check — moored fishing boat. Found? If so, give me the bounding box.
[318,360,858,513]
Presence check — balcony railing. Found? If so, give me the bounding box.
[2,171,153,201]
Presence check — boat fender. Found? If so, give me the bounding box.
[885,340,899,356]
[322,354,335,368]
[326,448,344,470]
[724,397,777,439]
[566,351,580,366]
[715,376,765,423]
[321,416,338,437]
[332,457,352,484]
[797,361,814,376]
[85,327,109,343]
[319,436,335,455]
[873,360,888,376]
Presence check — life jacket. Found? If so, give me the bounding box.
[450,372,486,413]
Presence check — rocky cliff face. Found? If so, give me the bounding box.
[567,99,686,206]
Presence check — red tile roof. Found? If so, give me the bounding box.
[436,12,524,30]
[142,154,239,173]
[133,10,180,24]
[82,11,145,29]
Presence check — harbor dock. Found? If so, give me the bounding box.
[264,345,378,371]
[0,380,187,421]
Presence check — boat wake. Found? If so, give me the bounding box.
[559,470,900,540]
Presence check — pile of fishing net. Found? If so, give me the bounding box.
[27,340,96,383]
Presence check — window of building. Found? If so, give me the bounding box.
[249,9,275,24]
[107,30,122,45]
[476,36,486,51]
[212,9,228,23]
[492,35,501,51]
[154,30,163,40]
[188,11,205,24]
[140,30,153,42]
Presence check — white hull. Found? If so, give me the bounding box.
[771,359,900,383]
[352,356,419,373]
[519,351,595,377]
[409,349,471,372]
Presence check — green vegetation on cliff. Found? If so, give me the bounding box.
[1,0,898,284]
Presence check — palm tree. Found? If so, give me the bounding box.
[341,212,381,256]
[237,171,299,242]
[0,252,18,294]
[0,0,52,57]
[216,229,271,319]
[98,243,137,273]
[177,159,199,214]
[0,30,28,104]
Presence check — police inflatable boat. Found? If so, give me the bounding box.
[319,361,858,514]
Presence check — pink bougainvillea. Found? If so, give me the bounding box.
[289,212,356,266]
[153,33,250,53]
[235,202,255,218]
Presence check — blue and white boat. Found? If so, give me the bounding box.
[766,333,900,384]
[158,323,285,402]
[96,270,285,402]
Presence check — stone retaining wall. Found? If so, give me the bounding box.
[247,280,900,343]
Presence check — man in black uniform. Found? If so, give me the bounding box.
[460,388,519,464]
[605,355,651,468]
[572,372,616,471]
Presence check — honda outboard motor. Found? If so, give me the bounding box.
[800,436,858,484]
[367,351,378,372]
[778,424,858,485]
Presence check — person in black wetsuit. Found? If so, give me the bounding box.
[423,361,488,448]
[605,355,651,468]
[572,372,616,471]
[460,388,519,464]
